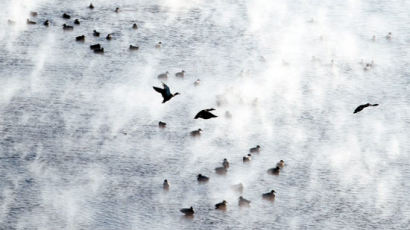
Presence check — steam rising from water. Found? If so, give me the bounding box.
[1,0,410,229]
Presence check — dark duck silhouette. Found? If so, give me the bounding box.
[62,13,71,19]
[76,35,85,41]
[190,129,202,137]
[222,158,229,168]
[215,166,227,175]
[115,7,120,13]
[250,145,260,153]
[89,3,94,9]
[43,20,50,26]
[353,103,378,114]
[175,70,185,78]
[26,19,36,24]
[90,44,101,50]
[158,121,166,128]
[63,24,73,30]
[197,174,209,183]
[93,47,104,54]
[238,196,251,207]
[194,108,217,119]
[180,207,194,216]
[215,200,227,210]
[93,30,100,37]
[30,11,38,17]
[132,23,138,29]
[262,190,276,201]
[276,160,285,168]
[163,179,169,190]
[153,83,180,103]
[129,45,139,50]
[106,33,112,40]
[243,154,251,163]
[267,166,280,175]
[74,19,80,25]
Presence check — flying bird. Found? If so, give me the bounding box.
[153,83,180,103]
[353,103,379,114]
[194,108,217,119]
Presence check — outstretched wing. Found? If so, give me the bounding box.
[153,86,164,94]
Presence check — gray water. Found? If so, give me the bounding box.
[1,0,410,229]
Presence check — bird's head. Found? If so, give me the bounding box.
[173,92,180,96]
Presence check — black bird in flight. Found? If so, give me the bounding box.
[194,108,217,119]
[153,83,179,103]
[353,103,379,114]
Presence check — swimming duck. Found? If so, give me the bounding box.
[215,200,227,210]
[90,43,101,50]
[115,7,120,13]
[180,207,194,216]
[43,20,50,26]
[175,70,185,78]
[386,32,392,40]
[155,42,162,48]
[93,47,104,54]
[262,190,276,200]
[194,79,200,86]
[190,129,202,137]
[353,103,379,114]
[194,108,217,119]
[89,3,94,9]
[238,196,251,207]
[243,154,251,163]
[215,166,227,175]
[267,166,280,175]
[153,82,180,103]
[26,19,36,25]
[197,174,209,182]
[222,158,229,168]
[63,24,73,30]
[157,71,169,80]
[93,30,100,37]
[106,33,112,40]
[132,23,138,29]
[76,35,85,41]
[129,45,139,50]
[249,145,260,153]
[163,179,170,190]
[231,183,244,193]
[30,11,38,17]
[276,160,285,168]
[74,19,80,25]
[158,121,166,128]
[62,13,71,19]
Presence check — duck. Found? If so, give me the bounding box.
[26,19,36,25]
[129,45,139,50]
[190,129,202,137]
[74,19,80,25]
[157,71,169,80]
[231,183,244,193]
[43,20,50,26]
[197,174,209,182]
[194,108,217,119]
[7,20,16,25]
[115,7,120,13]
[249,145,260,153]
[89,3,94,9]
[215,166,227,175]
[93,47,104,54]
[76,35,85,41]
[175,70,185,78]
[386,32,392,40]
[364,63,372,71]
[62,13,71,19]
[63,24,73,30]
[163,179,170,190]
[238,196,251,207]
[276,160,285,168]
[222,158,229,168]
[155,42,162,48]
[353,103,379,114]
[106,33,112,40]
[262,190,276,200]
[90,43,101,50]
[180,207,194,216]
[243,154,251,163]
[132,23,138,29]
[158,121,166,128]
[30,11,38,17]
[194,79,200,86]
[215,200,227,210]
[153,82,180,103]
[267,166,280,175]
[93,30,100,37]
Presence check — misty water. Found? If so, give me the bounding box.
[1,0,410,229]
